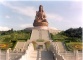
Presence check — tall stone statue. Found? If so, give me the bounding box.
[33,5,48,27]
[35,5,46,20]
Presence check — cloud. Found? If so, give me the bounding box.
[0,26,11,31]
[70,1,82,9]
[20,24,33,28]
[1,2,63,21]
[0,0,4,3]
[18,16,23,21]
[46,13,63,21]
[5,15,10,19]
[1,2,36,18]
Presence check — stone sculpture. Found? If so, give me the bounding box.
[33,5,48,27]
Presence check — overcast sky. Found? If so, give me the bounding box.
[0,1,82,31]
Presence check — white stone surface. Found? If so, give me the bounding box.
[30,29,39,40]
[19,43,34,60]
[30,29,50,40]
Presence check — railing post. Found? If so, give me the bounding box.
[0,49,1,60]
[75,50,78,60]
[74,50,78,60]
[6,49,9,60]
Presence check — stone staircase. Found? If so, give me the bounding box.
[19,49,54,60]
[27,50,54,60]
[55,42,66,53]
[13,41,26,52]
[52,42,82,60]
[29,51,38,60]
[40,50,54,60]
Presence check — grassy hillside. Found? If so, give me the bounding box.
[50,27,82,51]
[0,29,31,49]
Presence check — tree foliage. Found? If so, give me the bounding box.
[50,27,82,42]
[64,27,82,38]
[0,29,31,42]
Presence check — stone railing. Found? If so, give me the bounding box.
[49,42,82,60]
[0,43,34,60]
[19,43,34,60]
[49,43,64,60]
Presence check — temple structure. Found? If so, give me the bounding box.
[33,5,48,29]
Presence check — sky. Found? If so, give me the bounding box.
[0,0,82,31]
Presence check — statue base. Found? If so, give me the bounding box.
[34,26,48,30]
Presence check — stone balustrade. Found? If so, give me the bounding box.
[50,42,82,60]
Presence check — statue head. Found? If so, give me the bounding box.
[39,5,43,12]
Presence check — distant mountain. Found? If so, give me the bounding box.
[48,27,61,34]
[24,27,33,30]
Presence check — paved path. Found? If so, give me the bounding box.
[29,50,54,60]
